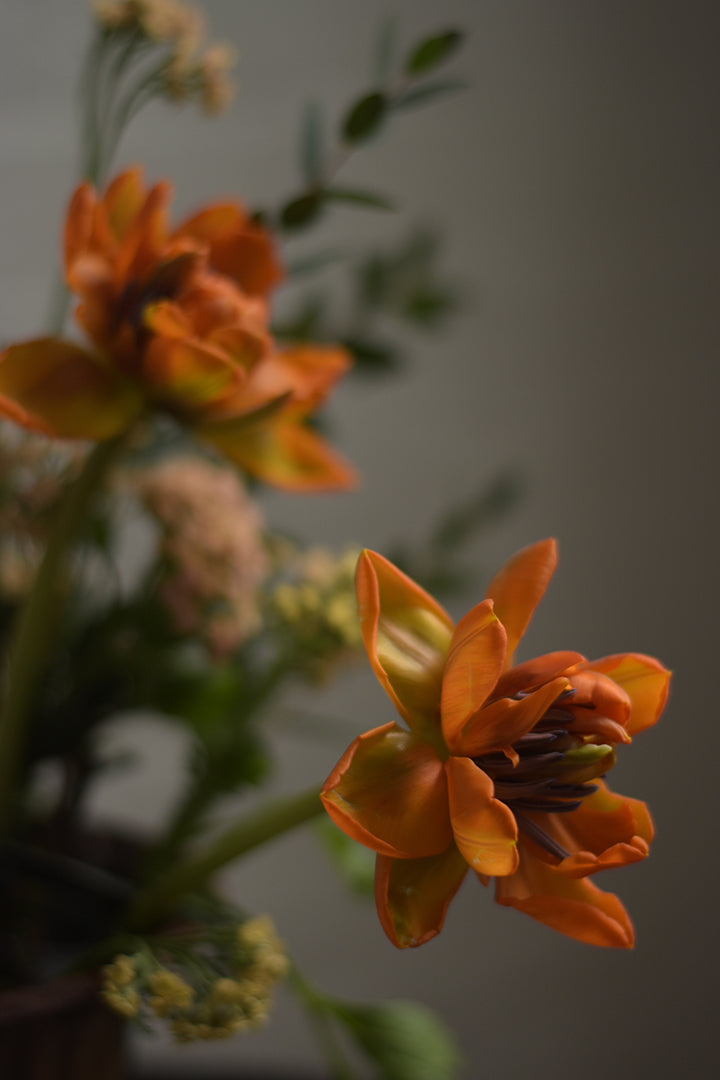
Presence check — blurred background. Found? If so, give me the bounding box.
[1,1,718,1077]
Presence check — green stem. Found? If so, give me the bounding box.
[288,965,359,1080]
[127,784,324,930]
[0,434,127,834]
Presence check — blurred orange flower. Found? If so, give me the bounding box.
[321,540,670,948]
[0,168,355,491]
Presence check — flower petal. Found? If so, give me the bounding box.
[175,202,283,297]
[355,550,454,731]
[201,417,358,491]
[485,538,557,667]
[451,676,570,757]
[374,846,468,948]
[578,654,670,735]
[440,600,507,746]
[143,336,240,410]
[492,650,585,699]
[495,846,635,947]
[567,669,631,726]
[542,781,653,877]
[0,338,142,439]
[445,756,518,876]
[103,167,147,242]
[320,723,452,859]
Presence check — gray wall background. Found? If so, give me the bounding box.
[1,1,718,1077]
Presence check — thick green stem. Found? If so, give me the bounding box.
[127,785,324,931]
[0,435,127,834]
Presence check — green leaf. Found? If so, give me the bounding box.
[323,187,395,211]
[342,91,388,143]
[393,79,467,111]
[280,192,324,231]
[300,101,324,185]
[405,30,463,76]
[329,1000,462,1080]
[373,16,399,83]
[316,819,375,895]
[342,337,401,375]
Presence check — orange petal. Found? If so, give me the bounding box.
[201,416,357,491]
[175,202,283,297]
[103,167,147,242]
[64,182,96,285]
[567,669,632,726]
[0,338,142,439]
[547,782,653,877]
[445,756,518,876]
[485,538,557,668]
[450,676,570,757]
[374,846,468,948]
[143,337,240,411]
[271,345,352,409]
[355,550,454,731]
[440,600,508,747]
[144,300,194,340]
[495,846,635,947]
[320,722,452,859]
[493,650,585,699]
[578,654,670,735]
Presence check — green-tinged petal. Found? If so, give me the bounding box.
[445,757,518,876]
[440,600,506,747]
[485,538,557,668]
[320,722,452,859]
[200,416,358,491]
[495,845,635,947]
[143,336,240,410]
[0,338,143,439]
[374,846,468,948]
[577,653,670,735]
[356,550,454,731]
[449,676,570,757]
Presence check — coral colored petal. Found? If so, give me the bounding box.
[526,781,654,878]
[103,167,146,242]
[374,846,468,948]
[272,345,352,408]
[495,847,635,947]
[440,600,507,744]
[0,339,142,439]
[485,538,558,668]
[493,650,585,699]
[201,417,358,491]
[450,676,570,757]
[144,300,194,340]
[579,654,671,735]
[320,723,452,859]
[143,337,239,411]
[445,757,518,876]
[355,550,454,731]
[175,203,283,297]
[64,183,96,284]
[567,669,632,726]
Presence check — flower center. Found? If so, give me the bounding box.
[473,690,615,861]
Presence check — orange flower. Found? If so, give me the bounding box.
[0,168,356,492]
[321,540,669,949]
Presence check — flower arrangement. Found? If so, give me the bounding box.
[0,3,670,1078]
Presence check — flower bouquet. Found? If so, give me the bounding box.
[0,3,670,1078]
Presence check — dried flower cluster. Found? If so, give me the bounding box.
[91,0,235,113]
[136,456,268,657]
[101,915,289,1041]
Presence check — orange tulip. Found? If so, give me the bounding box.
[0,168,356,492]
[321,540,669,948]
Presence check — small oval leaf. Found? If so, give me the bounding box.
[406,30,463,76]
[342,91,388,143]
[280,192,323,231]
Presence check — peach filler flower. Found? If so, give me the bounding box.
[135,456,269,658]
[0,168,356,492]
[321,540,670,949]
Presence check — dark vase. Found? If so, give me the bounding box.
[0,971,124,1079]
